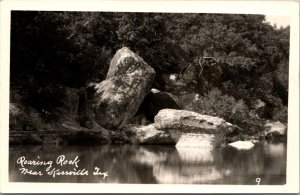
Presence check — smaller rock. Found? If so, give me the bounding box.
[264,121,287,141]
[123,124,175,145]
[250,139,260,144]
[151,88,160,93]
[264,121,287,135]
[228,141,255,150]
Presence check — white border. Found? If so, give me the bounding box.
[0,0,299,193]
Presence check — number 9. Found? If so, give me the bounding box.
[256,177,261,185]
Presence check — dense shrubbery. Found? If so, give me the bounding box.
[186,88,264,134]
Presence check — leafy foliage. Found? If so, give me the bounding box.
[187,88,264,134]
[10,11,289,125]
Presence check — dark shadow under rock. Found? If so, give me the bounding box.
[135,89,180,123]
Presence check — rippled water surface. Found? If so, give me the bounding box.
[9,142,286,184]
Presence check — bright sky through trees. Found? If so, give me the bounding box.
[265,15,290,28]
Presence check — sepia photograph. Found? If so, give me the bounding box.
[0,0,299,193]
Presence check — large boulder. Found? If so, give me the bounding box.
[123,124,175,144]
[154,109,235,133]
[154,109,237,147]
[92,47,155,130]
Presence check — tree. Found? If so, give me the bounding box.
[10,11,289,123]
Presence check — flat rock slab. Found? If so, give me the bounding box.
[154,109,234,134]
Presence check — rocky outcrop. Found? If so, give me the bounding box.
[91,47,155,130]
[264,121,287,141]
[154,109,235,133]
[123,124,175,144]
[154,109,238,147]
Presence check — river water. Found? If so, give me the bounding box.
[9,142,286,184]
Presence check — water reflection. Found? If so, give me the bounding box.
[176,147,214,162]
[153,164,222,184]
[9,142,286,184]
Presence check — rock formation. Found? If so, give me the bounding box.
[123,124,175,144]
[264,121,287,141]
[154,109,237,147]
[91,47,155,130]
[154,109,235,133]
